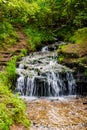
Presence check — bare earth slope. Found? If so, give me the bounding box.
[0,31,29,70]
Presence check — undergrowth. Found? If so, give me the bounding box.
[69,27,87,44]
[0,57,17,89]
[0,55,30,130]
[0,22,19,49]
[0,83,30,130]
[24,25,54,50]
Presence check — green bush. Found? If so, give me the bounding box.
[0,57,17,89]
[0,84,30,130]
[0,22,18,47]
[69,27,87,44]
[24,26,54,50]
[0,54,31,129]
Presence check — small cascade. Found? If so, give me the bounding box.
[66,72,76,95]
[41,46,48,52]
[15,43,76,97]
[16,72,76,97]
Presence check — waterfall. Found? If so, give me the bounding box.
[15,43,76,97]
[41,46,49,52]
[15,72,76,97]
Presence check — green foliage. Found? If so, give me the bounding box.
[13,49,28,60]
[24,26,42,50]
[0,0,87,47]
[69,27,87,44]
[1,0,30,24]
[0,0,87,129]
[0,51,28,88]
[56,26,74,41]
[6,58,16,86]
[21,48,28,56]
[0,22,18,47]
[24,26,54,50]
[0,56,30,129]
[0,107,12,130]
[58,56,64,63]
[0,84,30,130]
[72,0,87,27]
[0,57,17,89]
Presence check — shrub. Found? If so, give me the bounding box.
[0,57,17,89]
[0,84,30,130]
[24,25,54,50]
[58,55,64,63]
[21,48,28,56]
[0,22,18,47]
[69,27,87,44]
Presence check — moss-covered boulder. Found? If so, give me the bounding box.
[58,28,87,73]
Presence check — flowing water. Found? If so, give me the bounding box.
[15,42,76,97]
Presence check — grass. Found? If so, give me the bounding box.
[0,57,17,89]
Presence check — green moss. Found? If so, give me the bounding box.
[78,57,87,65]
[21,48,28,56]
[59,44,66,50]
[58,55,64,63]
[57,27,87,72]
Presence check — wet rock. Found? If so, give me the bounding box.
[83,102,87,105]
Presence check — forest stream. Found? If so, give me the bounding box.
[12,42,87,130]
[1,1,87,130]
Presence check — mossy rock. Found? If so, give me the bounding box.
[58,27,87,71]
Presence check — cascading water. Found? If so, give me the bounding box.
[41,46,48,52]
[15,43,76,97]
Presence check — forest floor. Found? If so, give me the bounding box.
[10,97,87,130]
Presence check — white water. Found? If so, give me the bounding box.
[41,46,49,52]
[15,43,76,97]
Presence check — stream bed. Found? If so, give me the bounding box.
[27,97,87,130]
[11,96,87,130]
